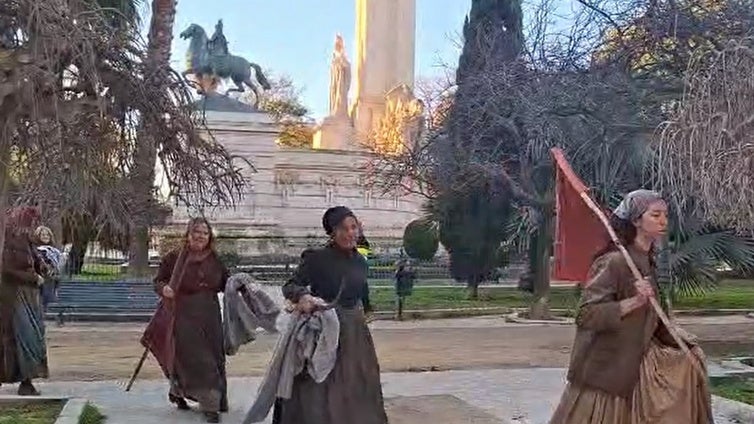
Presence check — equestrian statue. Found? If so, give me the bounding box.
[180,20,271,108]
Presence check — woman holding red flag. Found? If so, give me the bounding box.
[152,218,229,423]
[550,190,713,424]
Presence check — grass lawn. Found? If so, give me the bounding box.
[369,280,754,312]
[711,376,754,406]
[0,400,63,424]
[78,403,106,424]
[672,280,754,310]
[369,284,582,312]
[370,278,455,286]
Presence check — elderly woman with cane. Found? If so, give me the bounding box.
[150,217,230,423]
[550,190,713,424]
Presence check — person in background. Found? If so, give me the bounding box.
[393,256,416,321]
[356,224,371,260]
[32,226,62,314]
[0,207,49,396]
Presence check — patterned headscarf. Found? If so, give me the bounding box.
[613,190,664,222]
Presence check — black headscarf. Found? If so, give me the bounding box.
[322,206,355,236]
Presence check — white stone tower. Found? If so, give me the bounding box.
[350,0,417,144]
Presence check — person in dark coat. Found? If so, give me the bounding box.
[0,207,49,395]
[151,218,230,423]
[273,206,388,424]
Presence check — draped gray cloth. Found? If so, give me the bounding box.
[223,273,281,356]
[243,308,340,424]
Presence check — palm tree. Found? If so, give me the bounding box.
[129,0,178,276]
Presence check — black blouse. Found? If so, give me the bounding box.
[282,244,372,312]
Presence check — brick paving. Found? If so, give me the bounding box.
[1,368,752,424]
[3,315,753,423]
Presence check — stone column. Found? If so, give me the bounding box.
[351,0,416,145]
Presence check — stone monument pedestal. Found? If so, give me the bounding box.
[163,103,422,257]
[312,116,356,151]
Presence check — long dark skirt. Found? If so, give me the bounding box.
[0,284,48,383]
[169,292,226,412]
[273,306,388,424]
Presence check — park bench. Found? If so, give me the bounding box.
[46,280,159,324]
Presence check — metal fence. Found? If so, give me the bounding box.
[57,244,528,286]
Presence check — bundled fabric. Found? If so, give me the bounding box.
[35,246,62,276]
[243,308,340,424]
[223,273,281,356]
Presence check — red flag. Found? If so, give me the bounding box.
[551,148,608,283]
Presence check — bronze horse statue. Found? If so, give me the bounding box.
[179,23,271,107]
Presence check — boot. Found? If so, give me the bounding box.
[219,391,228,413]
[169,393,190,410]
[18,380,40,396]
[204,411,220,423]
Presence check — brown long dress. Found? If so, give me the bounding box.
[0,233,49,383]
[550,247,713,424]
[274,244,388,424]
[152,249,229,412]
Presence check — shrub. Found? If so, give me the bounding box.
[403,219,439,261]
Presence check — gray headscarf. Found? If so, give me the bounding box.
[613,189,663,222]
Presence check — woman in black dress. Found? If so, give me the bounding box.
[274,206,388,424]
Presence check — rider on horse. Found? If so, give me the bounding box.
[208,20,228,57]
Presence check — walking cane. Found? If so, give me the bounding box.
[125,347,149,392]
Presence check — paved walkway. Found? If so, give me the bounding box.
[2,368,752,424]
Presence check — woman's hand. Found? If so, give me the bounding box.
[296,294,316,313]
[162,286,175,299]
[36,274,44,286]
[634,277,655,300]
[618,277,654,317]
[297,294,327,313]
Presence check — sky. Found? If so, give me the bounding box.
[157,0,470,119]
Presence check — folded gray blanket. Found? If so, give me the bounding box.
[243,308,340,423]
[223,273,281,356]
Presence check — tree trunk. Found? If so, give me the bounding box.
[0,136,11,278]
[655,238,673,316]
[41,203,64,249]
[467,275,480,299]
[128,135,156,277]
[517,229,538,293]
[65,239,88,276]
[529,205,554,320]
[129,0,177,277]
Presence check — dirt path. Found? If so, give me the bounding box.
[45,317,754,381]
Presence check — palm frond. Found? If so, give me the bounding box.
[503,207,537,254]
[668,229,754,297]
